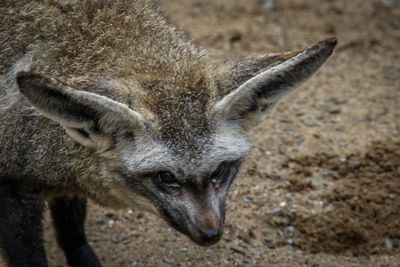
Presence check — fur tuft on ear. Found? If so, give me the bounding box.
[16,71,145,150]
[213,38,337,130]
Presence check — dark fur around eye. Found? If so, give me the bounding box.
[210,160,241,184]
[122,131,135,140]
[151,171,181,190]
[211,163,227,180]
[158,171,176,184]
[76,128,90,138]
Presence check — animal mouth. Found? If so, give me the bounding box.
[159,209,223,246]
[192,227,223,247]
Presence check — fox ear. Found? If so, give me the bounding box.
[16,72,144,150]
[213,38,337,130]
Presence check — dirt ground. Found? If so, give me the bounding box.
[42,0,400,266]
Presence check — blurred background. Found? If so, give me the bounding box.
[45,0,400,266]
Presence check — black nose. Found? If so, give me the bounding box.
[199,228,220,242]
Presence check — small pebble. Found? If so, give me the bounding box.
[231,245,246,255]
[286,225,295,233]
[262,0,275,10]
[324,204,335,213]
[384,238,394,250]
[271,207,281,214]
[243,196,253,204]
[376,0,394,7]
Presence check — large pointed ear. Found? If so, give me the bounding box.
[16,72,144,150]
[213,38,337,130]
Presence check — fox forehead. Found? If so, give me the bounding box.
[119,121,250,180]
[133,71,217,152]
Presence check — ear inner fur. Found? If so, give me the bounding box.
[16,71,146,149]
[213,38,337,129]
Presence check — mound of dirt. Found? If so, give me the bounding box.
[288,139,400,255]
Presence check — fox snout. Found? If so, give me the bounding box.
[184,211,225,246]
[198,228,221,245]
[160,207,225,246]
[158,186,227,246]
[192,207,224,246]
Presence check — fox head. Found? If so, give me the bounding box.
[16,38,336,246]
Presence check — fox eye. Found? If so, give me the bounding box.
[210,162,230,184]
[158,171,180,188]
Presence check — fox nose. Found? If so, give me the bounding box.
[199,228,220,242]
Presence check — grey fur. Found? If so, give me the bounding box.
[0,0,336,265]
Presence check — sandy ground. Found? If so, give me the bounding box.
[34,0,400,266]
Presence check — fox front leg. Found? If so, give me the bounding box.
[49,197,102,267]
[0,181,48,267]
